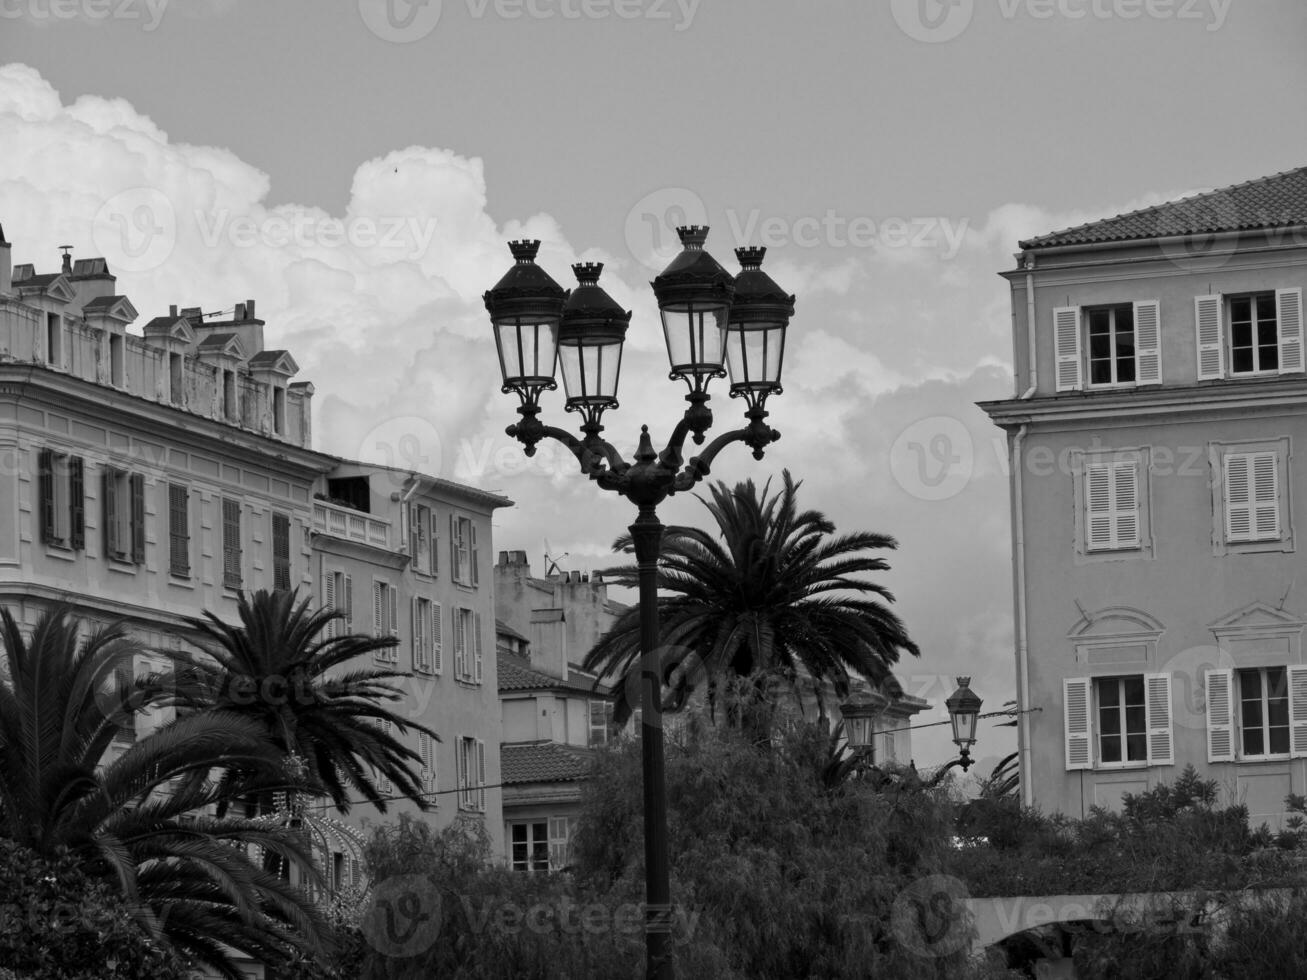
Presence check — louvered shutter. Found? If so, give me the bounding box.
[1224,454,1254,542]
[1277,288,1304,374]
[432,602,443,673]
[409,503,420,560]
[323,572,336,640]
[1144,673,1173,765]
[37,449,54,543]
[377,720,393,794]
[1251,453,1280,540]
[1195,295,1224,380]
[470,522,479,585]
[389,586,399,647]
[1064,678,1092,770]
[1054,306,1082,392]
[450,514,459,582]
[1085,464,1113,550]
[419,732,435,795]
[1205,668,1235,762]
[1133,300,1161,384]
[473,611,484,683]
[1113,462,1140,548]
[373,581,384,641]
[130,473,145,564]
[69,456,84,550]
[476,740,486,810]
[411,597,422,671]
[1289,666,1307,758]
[548,816,571,871]
[103,468,118,557]
[430,509,439,576]
[454,610,467,678]
[457,738,469,807]
[342,574,353,631]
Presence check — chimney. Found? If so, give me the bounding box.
[59,245,72,275]
[234,302,245,320]
[498,550,509,566]
[245,298,256,320]
[0,224,9,296]
[170,304,178,317]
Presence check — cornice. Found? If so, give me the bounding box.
[308,530,408,569]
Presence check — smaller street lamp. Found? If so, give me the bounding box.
[945,676,983,773]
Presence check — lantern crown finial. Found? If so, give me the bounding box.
[677,225,709,249]
[735,246,765,270]
[508,239,541,263]
[572,262,604,285]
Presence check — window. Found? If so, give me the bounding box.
[109,664,136,744]
[272,512,291,590]
[46,313,62,369]
[373,581,399,662]
[510,822,549,873]
[37,449,84,549]
[450,515,478,586]
[1063,674,1172,770]
[418,731,437,798]
[412,597,441,674]
[1195,289,1304,380]
[168,484,190,577]
[1053,301,1160,392]
[375,719,393,795]
[1086,305,1136,386]
[221,498,242,589]
[169,353,184,406]
[272,386,286,435]
[1210,441,1290,553]
[323,570,353,638]
[1206,666,1307,762]
[1084,460,1139,552]
[102,468,145,564]
[410,503,438,576]
[457,736,486,811]
[109,334,124,387]
[589,700,614,747]
[223,370,237,421]
[453,607,483,683]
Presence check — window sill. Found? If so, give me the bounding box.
[1095,762,1150,771]
[1234,755,1293,765]
[43,545,78,562]
[168,575,196,590]
[106,558,139,574]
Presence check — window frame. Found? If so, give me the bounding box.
[221,497,243,589]
[509,821,550,874]
[1071,448,1153,563]
[271,512,291,591]
[1094,675,1148,768]
[1227,291,1281,376]
[1085,304,1137,388]
[1236,666,1292,760]
[1208,438,1293,556]
[167,483,191,578]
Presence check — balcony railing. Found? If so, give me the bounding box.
[312,500,390,549]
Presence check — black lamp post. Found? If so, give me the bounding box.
[945,676,983,772]
[485,228,794,980]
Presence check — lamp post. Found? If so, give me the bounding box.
[485,227,795,980]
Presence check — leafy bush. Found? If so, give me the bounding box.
[0,838,191,979]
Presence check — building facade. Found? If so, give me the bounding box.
[982,166,1307,825]
[0,230,510,883]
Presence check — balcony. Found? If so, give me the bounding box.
[312,500,390,550]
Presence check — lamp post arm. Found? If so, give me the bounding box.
[507,405,630,477]
[921,757,966,788]
[671,411,779,493]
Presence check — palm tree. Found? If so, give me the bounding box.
[584,470,919,728]
[0,604,332,978]
[166,587,438,815]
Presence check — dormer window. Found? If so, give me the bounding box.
[1086,305,1136,387]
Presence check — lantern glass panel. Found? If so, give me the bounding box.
[726,321,786,390]
[495,318,558,387]
[951,711,977,747]
[661,302,728,377]
[559,338,623,405]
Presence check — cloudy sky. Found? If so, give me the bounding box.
[3,0,1306,771]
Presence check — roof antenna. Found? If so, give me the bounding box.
[58,245,73,274]
[544,538,568,577]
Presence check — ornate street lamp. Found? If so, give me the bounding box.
[946,676,983,773]
[485,226,794,980]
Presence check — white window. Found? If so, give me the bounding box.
[450,514,479,586]
[1224,451,1280,543]
[409,503,438,576]
[1063,674,1172,770]
[412,597,442,674]
[1083,460,1140,552]
[373,581,399,662]
[1195,289,1304,380]
[589,700,614,747]
[509,821,549,873]
[1206,666,1307,762]
[457,736,485,811]
[418,731,437,798]
[102,467,145,564]
[323,570,353,638]
[453,607,483,683]
[1054,301,1161,392]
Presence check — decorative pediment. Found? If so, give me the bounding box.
[16,273,75,304]
[247,349,299,377]
[1210,601,1305,636]
[195,332,247,360]
[81,295,138,324]
[1068,605,1165,639]
[141,315,196,344]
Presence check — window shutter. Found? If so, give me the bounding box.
[168,484,190,577]
[103,468,118,557]
[1205,668,1235,762]
[389,585,399,643]
[373,581,384,640]
[411,597,422,671]
[1289,666,1307,759]
[68,456,84,550]
[1112,462,1140,548]
[1053,306,1082,392]
[130,473,145,564]
[409,503,420,560]
[1195,294,1224,380]
[1085,464,1113,551]
[432,602,443,673]
[1276,288,1304,374]
[430,509,439,576]
[1133,300,1162,385]
[343,574,353,631]
[323,572,336,640]
[470,522,479,586]
[37,449,54,543]
[548,816,570,871]
[1224,454,1253,542]
[377,719,393,795]
[476,740,486,810]
[1251,452,1280,540]
[419,732,435,795]
[1063,677,1092,770]
[1144,672,1173,765]
[457,738,468,806]
[473,611,484,683]
[450,513,458,582]
[454,610,467,678]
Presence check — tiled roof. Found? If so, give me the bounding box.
[496,618,529,642]
[497,651,605,696]
[82,295,127,310]
[1020,165,1307,249]
[500,741,596,785]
